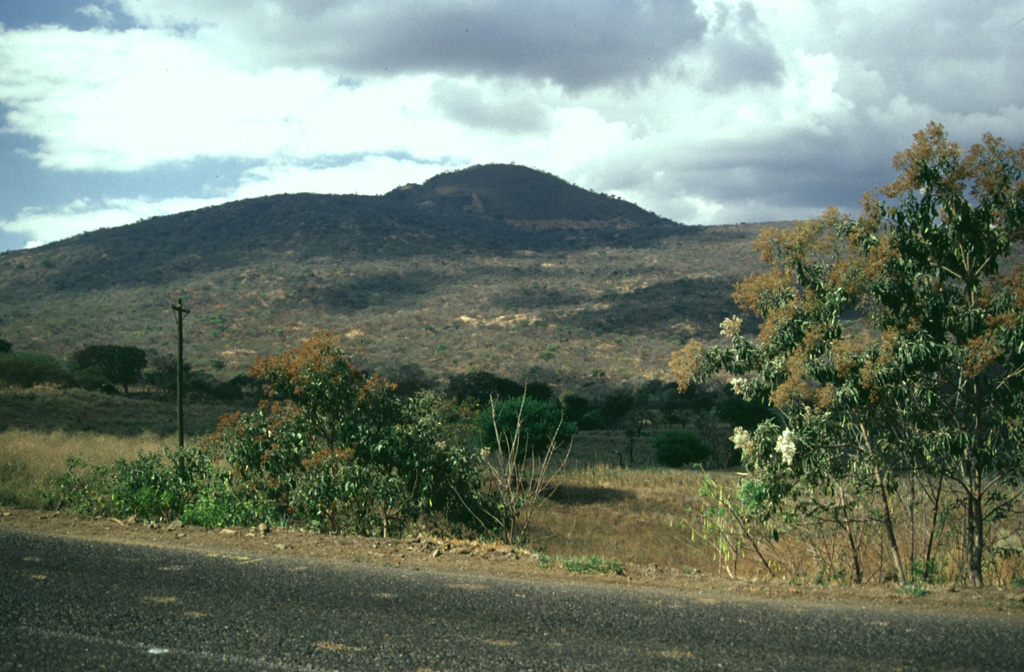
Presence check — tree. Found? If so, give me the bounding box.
[671,124,1024,586]
[207,332,493,536]
[653,430,710,468]
[476,396,577,462]
[71,344,148,394]
[0,338,11,354]
[0,351,68,388]
[447,371,548,406]
[144,353,181,395]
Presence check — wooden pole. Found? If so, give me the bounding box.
[171,299,190,448]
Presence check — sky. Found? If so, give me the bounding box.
[1,1,1022,252]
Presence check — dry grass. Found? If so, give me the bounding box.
[528,458,1024,587]
[0,387,246,436]
[0,386,249,507]
[529,463,742,575]
[4,400,1021,588]
[0,429,171,507]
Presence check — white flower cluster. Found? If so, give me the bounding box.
[774,428,797,465]
[730,427,755,455]
[719,316,743,338]
[729,377,747,396]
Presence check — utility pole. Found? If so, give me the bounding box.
[170,298,190,448]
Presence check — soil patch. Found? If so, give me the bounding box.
[3,506,1023,620]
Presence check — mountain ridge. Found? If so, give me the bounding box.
[0,164,771,390]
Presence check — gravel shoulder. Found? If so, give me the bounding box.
[3,505,1023,620]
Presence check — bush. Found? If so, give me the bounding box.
[0,351,68,388]
[715,392,774,430]
[44,445,263,527]
[205,332,495,536]
[46,334,497,538]
[476,396,576,462]
[447,371,524,406]
[653,430,710,468]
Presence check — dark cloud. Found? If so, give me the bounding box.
[680,126,910,217]
[200,0,708,90]
[701,1,784,91]
[428,80,551,134]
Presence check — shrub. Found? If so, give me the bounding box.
[476,396,576,462]
[653,430,710,468]
[206,332,494,536]
[0,351,68,388]
[46,332,498,538]
[43,445,259,527]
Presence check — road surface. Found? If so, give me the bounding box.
[2,529,1022,671]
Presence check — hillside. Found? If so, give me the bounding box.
[0,164,773,392]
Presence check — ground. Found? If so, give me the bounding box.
[3,506,1023,620]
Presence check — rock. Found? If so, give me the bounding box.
[432,548,442,558]
[220,528,237,535]
[256,523,268,536]
[167,519,183,531]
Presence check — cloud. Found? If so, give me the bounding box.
[113,0,709,90]
[692,0,785,91]
[1,195,227,249]
[76,4,117,26]
[0,154,452,248]
[428,78,552,134]
[2,0,1024,249]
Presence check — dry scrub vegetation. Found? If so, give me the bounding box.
[6,419,1023,591]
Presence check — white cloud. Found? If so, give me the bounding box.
[2,195,230,248]
[0,25,408,171]
[76,4,117,26]
[233,156,450,199]
[2,0,1024,247]
[0,155,456,248]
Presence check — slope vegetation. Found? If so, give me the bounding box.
[0,164,773,389]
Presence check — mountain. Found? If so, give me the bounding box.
[386,164,668,226]
[0,164,771,390]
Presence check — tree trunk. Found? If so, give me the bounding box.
[875,464,907,584]
[859,422,907,584]
[968,468,985,587]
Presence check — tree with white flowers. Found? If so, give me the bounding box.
[672,124,1024,586]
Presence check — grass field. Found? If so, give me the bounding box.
[0,428,170,508]
[0,416,728,573]
[0,387,246,508]
[3,387,1023,586]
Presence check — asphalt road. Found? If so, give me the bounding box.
[2,529,1022,671]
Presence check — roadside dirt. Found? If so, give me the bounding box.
[3,506,1023,620]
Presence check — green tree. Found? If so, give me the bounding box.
[653,430,710,468]
[71,344,148,394]
[0,338,11,354]
[0,351,67,388]
[671,124,1024,586]
[477,396,577,462]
